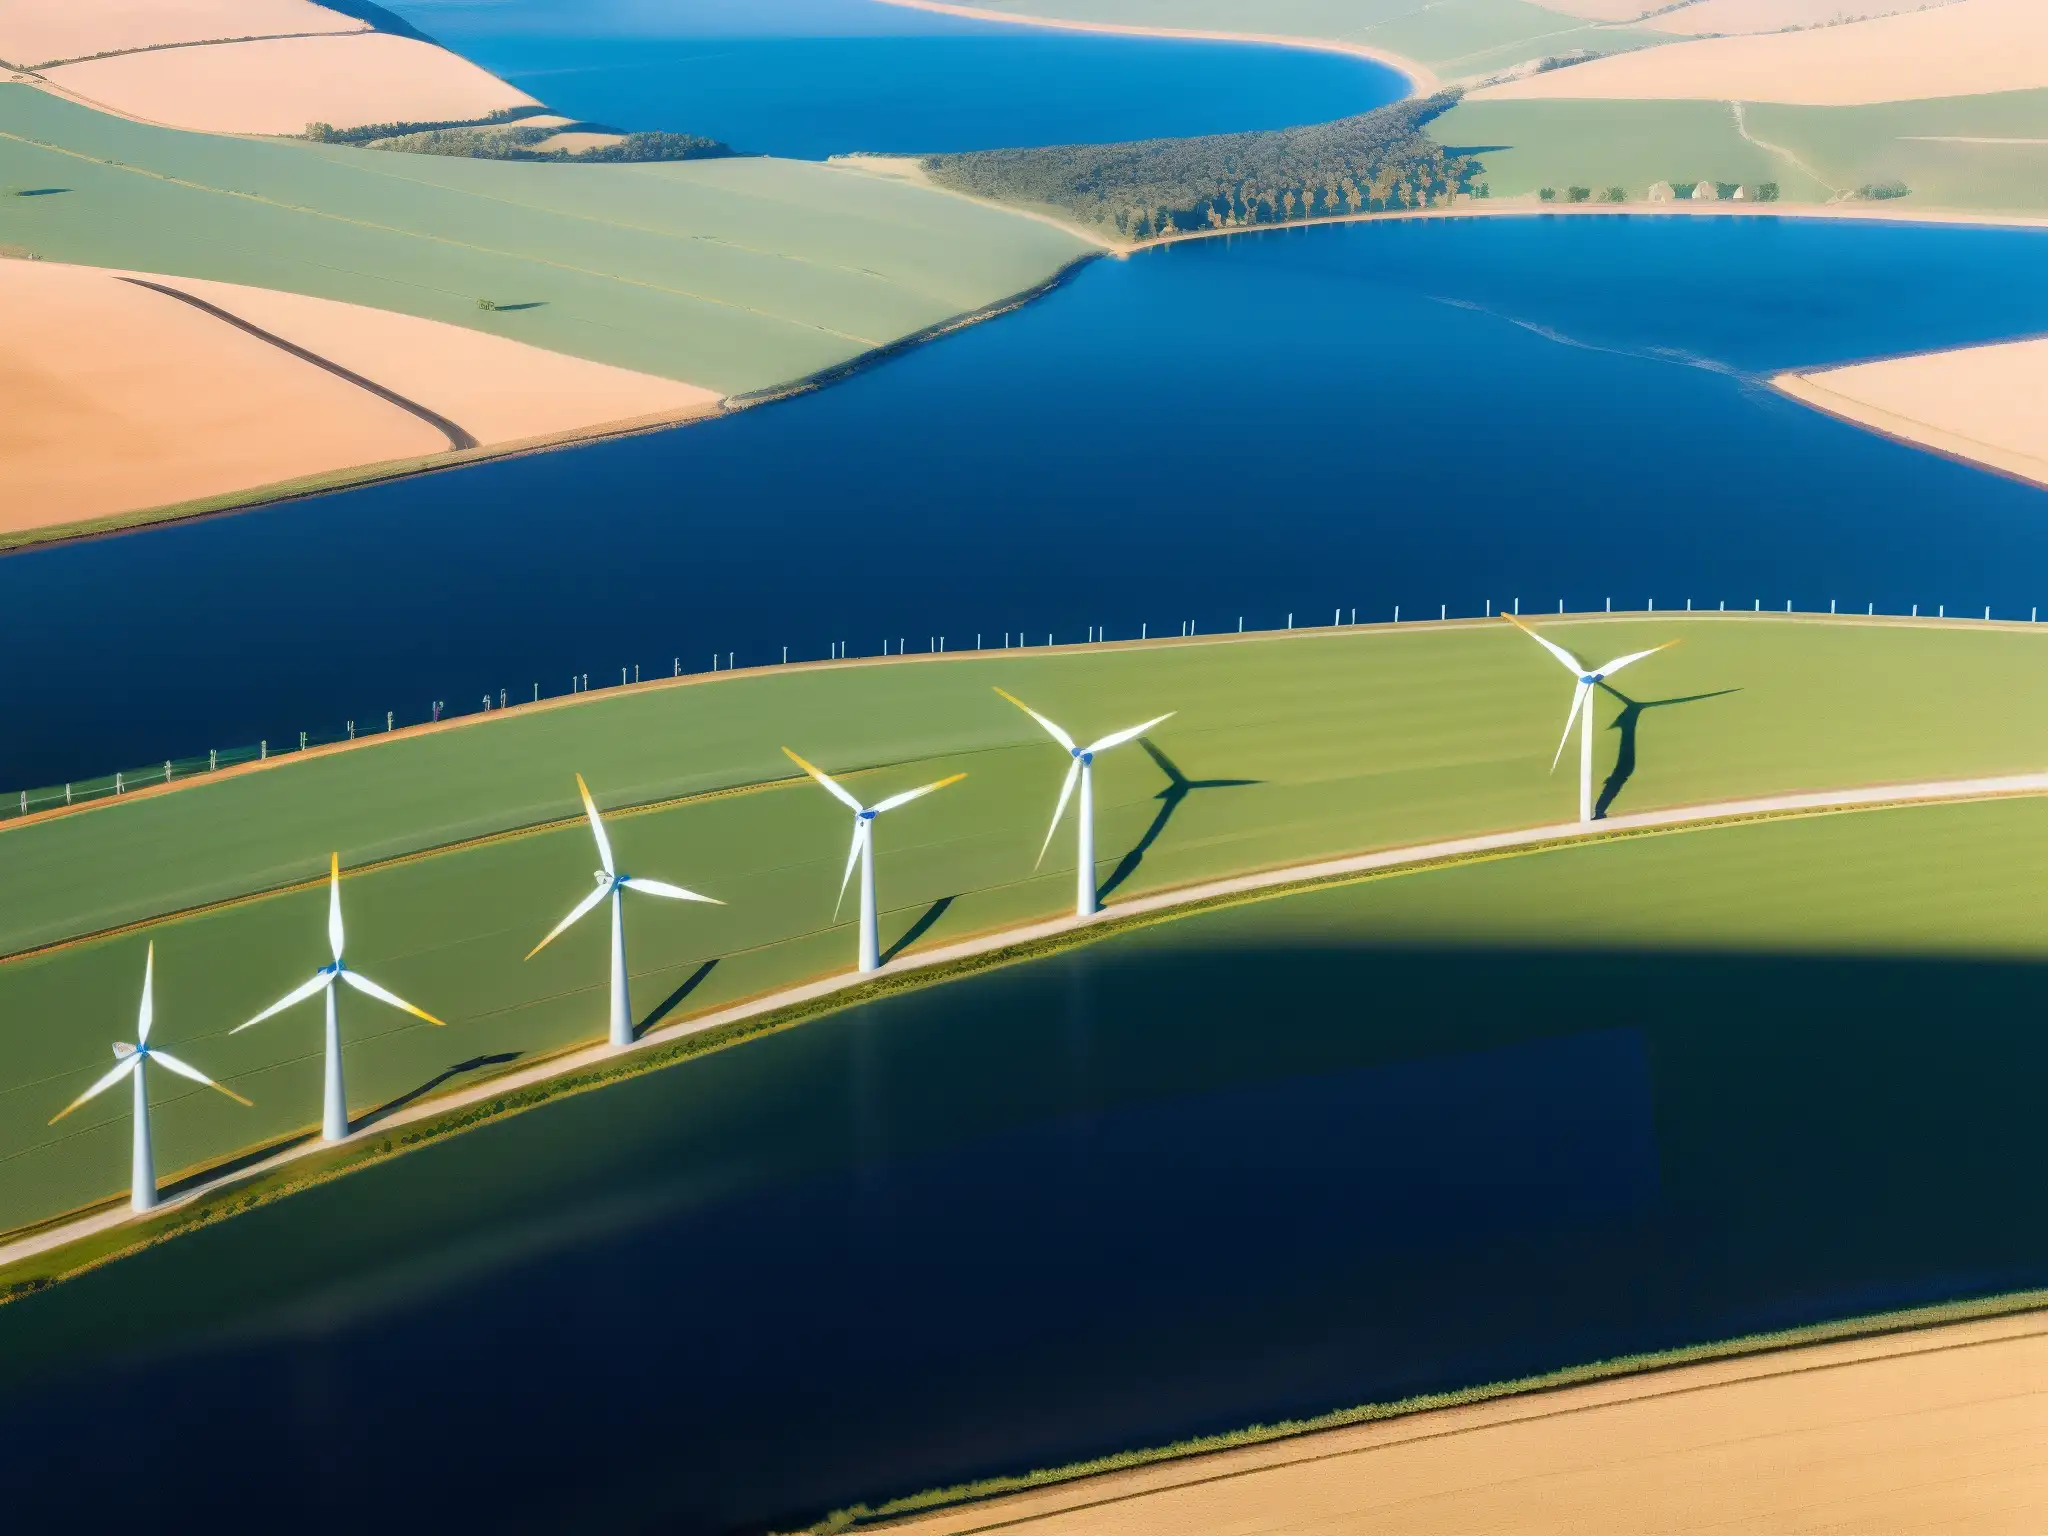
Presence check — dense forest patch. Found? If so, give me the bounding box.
[921,93,1477,242]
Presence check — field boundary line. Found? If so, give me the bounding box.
[6,767,2048,1274]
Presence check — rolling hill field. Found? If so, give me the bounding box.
[7,612,2048,1241]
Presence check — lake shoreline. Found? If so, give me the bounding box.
[0,253,1103,556]
[840,1297,2048,1533]
[864,0,1438,95]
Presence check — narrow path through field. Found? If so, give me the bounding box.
[7,765,2048,1274]
[116,277,479,449]
[1730,100,1840,196]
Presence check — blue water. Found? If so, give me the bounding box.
[8,216,2048,790]
[389,0,1406,157]
[2,934,2045,1531]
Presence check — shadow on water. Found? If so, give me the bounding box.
[1594,683,1740,820]
[357,1052,523,1130]
[486,301,547,312]
[883,895,957,964]
[7,187,69,197]
[637,958,720,1037]
[6,941,2048,1534]
[1097,739,1260,903]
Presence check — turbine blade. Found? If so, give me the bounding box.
[576,773,616,877]
[834,818,868,916]
[621,876,722,905]
[782,747,865,812]
[49,1054,139,1124]
[327,852,345,963]
[993,687,1077,751]
[1550,681,1589,773]
[339,967,446,1026]
[526,879,611,960]
[870,772,967,815]
[1503,613,1587,675]
[137,941,155,1044]
[149,1049,254,1107]
[1037,760,1081,868]
[231,971,329,1033]
[1594,640,1680,680]
[1086,712,1176,755]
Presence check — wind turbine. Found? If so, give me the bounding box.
[235,853,446,1140]
[528,774,723,1050]
[1504,615,1676,823]
[994,688,1174,916]
[782,747,964,973]
[50,942,251,1213]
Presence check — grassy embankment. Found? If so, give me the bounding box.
[0,84,1093,538]
[7,613,2048,1259]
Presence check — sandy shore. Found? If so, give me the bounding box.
[1,259,720,538]
[37,31,534,134]
[1778,337,2048,491]
[865,0,1437,95]
[876,1307,2048,1533]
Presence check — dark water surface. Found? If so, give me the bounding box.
[392,0,1406,159]
[2,918,2044,1532]
[8,216,2048,789]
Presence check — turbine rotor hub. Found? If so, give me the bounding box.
[859,809,876,822]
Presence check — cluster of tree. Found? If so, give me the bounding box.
[1856,179,1910,200]
[304,108,544,145]
[370,125,730,163]
[920,93,1479,242]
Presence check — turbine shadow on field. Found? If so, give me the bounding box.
[160,1132,313,1199]
[1595,684,1740,820]
[1098,739,1259,904]
[488,301,547,312]
[359,1052,524,1130]
[638,959,720,1037]
[884,895,956,964]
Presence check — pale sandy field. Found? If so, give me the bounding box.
[39,32,535,134]
[1645,0,1961,37]
[0,0,360,70]
[884,1309,2048,1534]
[1,260,719,534]
[1472,0,2048,104]
[1779,335,2048,490]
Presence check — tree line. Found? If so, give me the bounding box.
[920,93,1478,242]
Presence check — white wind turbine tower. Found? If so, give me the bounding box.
[783,747,965,973]
[51,941,251,1213]
[528,774,723,1050]
[995,688,1174,917]
[1505,615,1676,823]
[235,853,446,1140]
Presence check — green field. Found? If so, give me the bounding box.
[6,613,2048,1238]
[1434,92,2048,211]
[0,86,1092,394]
